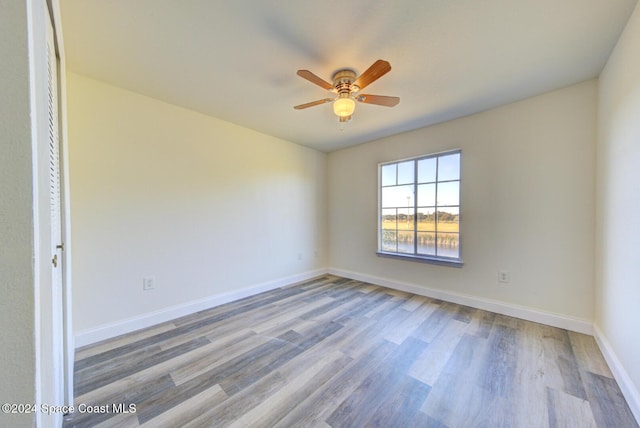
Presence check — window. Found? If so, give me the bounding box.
[378,150,462,266]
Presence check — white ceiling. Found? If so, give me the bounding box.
[59,0,637,152]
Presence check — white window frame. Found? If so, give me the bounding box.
[377,149,463,267]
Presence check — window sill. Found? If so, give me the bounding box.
[376,251,464,268]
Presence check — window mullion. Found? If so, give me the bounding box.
[396,166,400,254]
[413,160,418,255]
[434,158,439,257]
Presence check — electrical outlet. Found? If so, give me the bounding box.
[498,271,510,284]
[298,252,303,261]
[143,276,155,290]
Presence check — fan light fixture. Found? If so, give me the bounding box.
[294,60,399,123]
[333,95,355,118]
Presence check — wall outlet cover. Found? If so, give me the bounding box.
[143,276,155,290]
[499,271,510,283]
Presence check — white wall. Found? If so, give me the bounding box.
[328,81,597,324]
[66,73,327,340]
[0,1,37,426]
[596,1,640,419]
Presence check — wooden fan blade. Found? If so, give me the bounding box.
[294,98,334,110]
[297,70,334,90]
[352,60,391,90]
[357,94,400,107]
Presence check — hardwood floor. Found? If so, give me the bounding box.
[64,275,638,427]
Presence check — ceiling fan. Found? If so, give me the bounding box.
[294,59,400,122]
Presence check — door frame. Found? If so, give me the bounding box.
[48,0,75,406]
[47,0,75,407]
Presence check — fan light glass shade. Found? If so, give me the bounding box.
[333,97,356,117]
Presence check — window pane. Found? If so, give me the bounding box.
[418,157,436,183]
[397,230,414,254]
[417,183,435,207]
[381,230,397,252]
[397,208,414,232]
[438,153,460,181]
[436,207,459,234]
[381,164,396,186]
[381,208,397,230]
[417,207,435,231]
[436,233,459,258]
[417,231,436,255]
[397,161,415,185]
[381,185,413,208]
[437,181,459,206]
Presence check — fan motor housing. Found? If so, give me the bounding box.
[332,69,358,92]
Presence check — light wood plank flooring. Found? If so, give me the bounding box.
[64,275,638,427]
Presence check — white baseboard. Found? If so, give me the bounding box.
[593,325,640,424]
[328,267,593,335]
[74,268,328,348]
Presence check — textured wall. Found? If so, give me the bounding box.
[597,0,640,418]
[0,1,36,426]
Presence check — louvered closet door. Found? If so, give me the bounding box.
[46,6,65,410]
